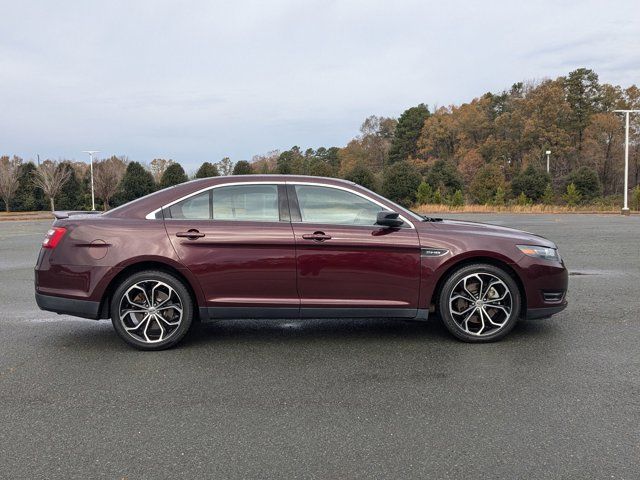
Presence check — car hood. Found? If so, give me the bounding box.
[417,219,557,248]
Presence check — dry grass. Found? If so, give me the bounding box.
[0,211,52,221]
[414,204,636,214]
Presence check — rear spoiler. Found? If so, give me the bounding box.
[52,211,103,220]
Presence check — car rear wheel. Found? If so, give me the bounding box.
[438,264,521,342]
[110,270,193,350]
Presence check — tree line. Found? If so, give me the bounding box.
[1,68,639,212]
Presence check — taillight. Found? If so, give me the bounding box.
[42,227,67,249]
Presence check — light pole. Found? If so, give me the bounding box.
[82,150,99,211]
[545,150,551,174]
[613,110,640,216]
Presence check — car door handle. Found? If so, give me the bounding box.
[302,232,331,242]
[176,230,205,239]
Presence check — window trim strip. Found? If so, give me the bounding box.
[145,180,415,229]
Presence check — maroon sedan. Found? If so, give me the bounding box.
[35,175,568,350]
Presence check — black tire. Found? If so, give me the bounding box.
[438,263,521,343]
[110,270,194,350]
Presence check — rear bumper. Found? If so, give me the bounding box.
[35,292,101,320]
[525,302,567,320]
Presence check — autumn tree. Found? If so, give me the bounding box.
[216,157,234,176]
[457,148,484,185]
[33,160,72,211]
[469,163,505,204]
[418,107,458,161]
[358,115,397,171]
[0,155,22,212]
[583,113,624,194]
[195,162,220,178]
[94,156,127,210]
[150,158,174,183]
[251,151,280,174]
[388,104,430,163]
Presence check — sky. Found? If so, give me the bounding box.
[1,0,639,171]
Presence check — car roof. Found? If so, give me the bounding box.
[104,175,361,219]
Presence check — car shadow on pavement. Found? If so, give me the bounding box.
[41,315,558,352]
[179,316,557,348]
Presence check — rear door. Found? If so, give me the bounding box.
[288,183,421,318]
[164,183,299,318]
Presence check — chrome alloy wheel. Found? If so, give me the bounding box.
[118,280,184,344]
[448,273,513,336]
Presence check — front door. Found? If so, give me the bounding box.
[164,183,299,318]
[288,184,421,318]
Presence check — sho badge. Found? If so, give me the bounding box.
[421,248,449,257]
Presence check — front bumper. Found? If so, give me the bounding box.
[35,292,101,320]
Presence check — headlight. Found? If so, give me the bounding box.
[517,245,560,261]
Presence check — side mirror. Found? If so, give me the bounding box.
[376,211,404,228]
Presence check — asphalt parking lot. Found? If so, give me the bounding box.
[0,214,638,479]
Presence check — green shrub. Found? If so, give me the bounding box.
[511,165,551,202]
[450,189,464,207]
[565,166,601,202]
[516,192,529,206]
[542,184,555,205]
[632,186,640,211]
[563,183,581,207]
[494,186,506,206]
[416,181,433,204]
[432,188,443,204]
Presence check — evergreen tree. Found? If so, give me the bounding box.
[381,160,421,206]
[563,183,581,207]
[510,165,550,202]
[118,162,155,203]
[388,104,430,164]
[516,192,529,206]
[542,184,555,205]
[276,148,304,174]
[450,189,464,207]
[564,68,602,152]
[416,181,433,204]
[160,163,188,188]
[344,163,378,191]
[56,162,83,210]
[195,162,219,178]
[565,166,601,202]
[425,160,463,196]
[494,186,506,206]
[14,162,46,211]
[232,160,253,175]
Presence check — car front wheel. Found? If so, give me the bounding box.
[439,264,521,342]
[110,270,193,350]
